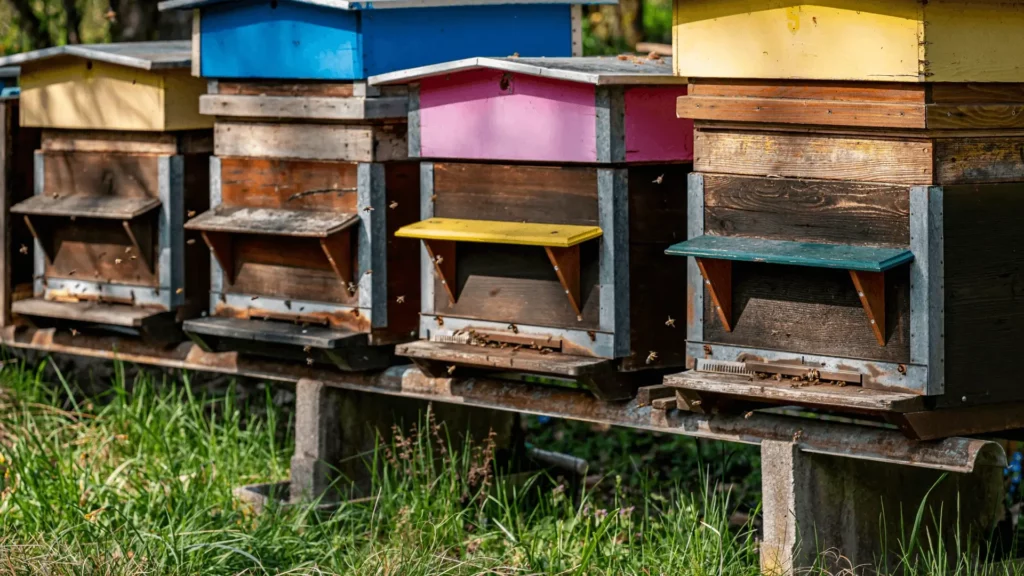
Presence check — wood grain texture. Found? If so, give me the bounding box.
[228,235,357,305]
[941,182,1024,408]
[694,130,934,185]
[214,121,407,163]
[703,174,910,247]
[42,151,160,199]
[44,218,159,285]
[934,137,1024,184]
[703,262,911,362]
[215,81,358,98]
[219,157,358,211]
[41,129,213,155]
[689,79,926,104]
[678,95,925,129]
[431,163,599,225]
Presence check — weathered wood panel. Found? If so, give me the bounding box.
[934,138,1024,184]
[942,182,1024,407]
[41,129,213,155]
[215,81,358,98]
[702,175,910,247]
[45,218,159,286]
[688,79,926,104]
[694,130,933,185]
[382,161,421,343]
[627,164,690,244]
[431,242,601,330]
[42,151,160,199]
[214,121,407,163]
[703,262,911,362]
[219,157,359,212]
[432,163,599,225]
[228,235,357,305]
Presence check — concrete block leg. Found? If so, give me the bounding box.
[290,378,518,502]
[760,440,1005,575]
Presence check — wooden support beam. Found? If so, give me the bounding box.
[201,231,235,284]
[696,257,733,332]
[544,245,582,317]
[849,270,886,346]
[319,231,352,285]
[121,219,155,274]
[423,239,456,305]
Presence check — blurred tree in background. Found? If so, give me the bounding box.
[0,0,671,56]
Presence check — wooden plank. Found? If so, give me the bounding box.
[933,137,1024,184]
[663,370,923,413]
[688,79,926,104]
[696,258,732,332]
[191,9,201,77]
[12,195,161,219]
[42,129,179,154]
[0,102,10,327]
[703,175,910,247]
[219,157,358,211]
[432,163,599,226]
[694,130,934,185]
[215,81,358,98]
[186,206,358,238]
[703,263,912,362]
[667,236,914,273]
[41,151,161,199]
[423,239,456,305]
[214,121,407,163]
[678,95,925,129]
[227,235,357,305]
[320,233,352,284]
[12,298,164,327]
[184,316,362,349]
[396,218,603,248]
[397,339,609,376]
[200,94,407,121]
[544,245,582,317]
[44,219,159,285]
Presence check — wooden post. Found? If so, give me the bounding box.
[0,101,12,327]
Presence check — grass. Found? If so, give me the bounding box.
[0,355,1020,575]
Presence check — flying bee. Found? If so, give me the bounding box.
[665,316,676,328]
[18,245,27,255]
[447,365,456,375]
[646,351,658,364]
[388,201,399,209]
[653,174,664,185]
[396,295,405,304]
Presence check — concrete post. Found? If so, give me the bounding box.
[760,440,1005,575]
[290,378,518,502]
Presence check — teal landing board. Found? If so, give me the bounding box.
[665,235,914,273]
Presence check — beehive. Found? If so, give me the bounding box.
[372,57,693,399]
[160,0,601,80]
[0,43,212,340]
[662,77,1024,437]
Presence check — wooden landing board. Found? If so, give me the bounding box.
[397,340,608,377]
[665,236,913,273]
[184,316,365,349]
[663,370,924,414]
[10,195,161,219]
[200,94,407,121]
[12,298,164,328]
[184,206,359,238]
[396,218,602,248]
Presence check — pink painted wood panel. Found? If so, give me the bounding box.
[419,69,598,163]
[624,86,693,163]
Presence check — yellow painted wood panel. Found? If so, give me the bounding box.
[396,218,603,247]
[673,0,1024,82]
[18,57,211,131]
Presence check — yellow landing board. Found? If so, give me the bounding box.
[395,218,603,248]
[673,0,1024,83]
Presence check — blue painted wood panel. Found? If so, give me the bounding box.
[665,236,914,272]
[360,5,572,77]
[198,1,573,79]
[201,1,362,80]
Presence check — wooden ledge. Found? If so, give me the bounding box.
[663,370,924,414]
[11,195,161,219]
[666,236,913,345]
[13,298,165,328]
[184,317,364,350]
[397,218,602,315]
[184,206,359,238]
[395,218,602,248]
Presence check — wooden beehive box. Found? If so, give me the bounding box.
[0,68,41,329]
[159,0,605,80]
[662,78,1024,439]
[672,0,1024,82]
[371,57,693,399]
[0,42,213,340]
[180,78,420,370]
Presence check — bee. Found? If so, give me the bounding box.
[364,269,372,275]
[187,238,196,245]
[646,351,658,364]
[346,282,357,295]
[187,210,196,218]
[436,316,444,326]
[130,255,137,260]
[251,296,259,301]
[396,295,406,304]
[362,206,374,212]
[388,201,399,210]
[68,269,76,276]
[430,194,438,202]
[175,288,184,295]
[51,193,60,199]
[653,174,665,185]
[434,255,444,265]
[114,258,123,265]
[303,346,311,353]
[18,245,27,255]
[792,430,803,442]
[616,54,629,61]
[70,328,79,337]
[665,316,676,328]
[509,52,520,58]
[125,247,132,254]
[508,323,518,334]
[447,365,456,375]
[743,411,754,419]
[306,357,314,366]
